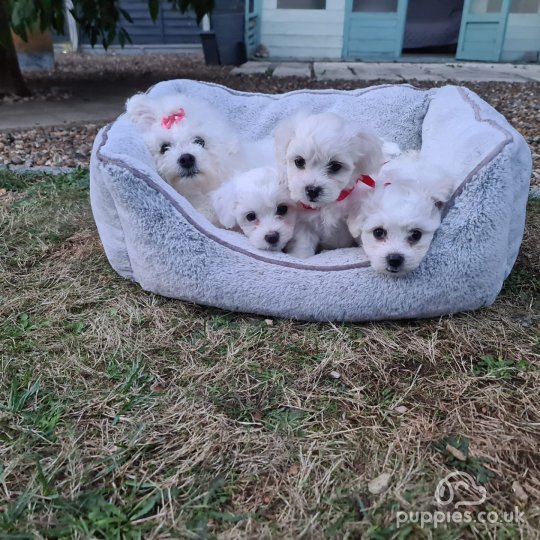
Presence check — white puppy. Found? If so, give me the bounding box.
[347,153,456,276]
[126,92,246,224]
[211,166,297,252]
[275,111,384,258]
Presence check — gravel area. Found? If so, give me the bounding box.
[0,52,538,186]
[0,125,98,168]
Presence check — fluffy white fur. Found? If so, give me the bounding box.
[347,152,457,276]
[275,111,385,258]
[126,93,273,224]
[211,166,298,252]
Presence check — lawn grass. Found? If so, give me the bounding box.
[1,170,539,539]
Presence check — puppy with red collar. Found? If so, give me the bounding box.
[275,111,385,259]
[347,152,455,276]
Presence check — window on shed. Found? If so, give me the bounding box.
[510,0,540,13]
[277,0,326,8]
[352,0,398,12]
[469,0,503,13]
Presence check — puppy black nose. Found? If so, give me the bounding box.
[386,253,404,269]
[305,185,322,201]
[264,231,280,245]
[178,153,195,169]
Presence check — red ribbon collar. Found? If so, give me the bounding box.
[298,175,376,211]
[359,175,376,188]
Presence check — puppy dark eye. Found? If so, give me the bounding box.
[193,136,205,147]
[294,156,306,169]
[246,212,257,222]
[327,161,342,173]
[276,204,288,216]
[373,228,387,240]
[160,143,171,154]
[409,229,422,242]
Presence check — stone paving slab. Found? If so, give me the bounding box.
[314,62,450,81]
[442,62,540,82]
[235,60,540,83]
[346,62,404,81]
[231,61,274,75]
[408,64,449,81]
[502,64,540,82]
[272,62,311,78]
[431,63,531,82]
[313,63,358,81]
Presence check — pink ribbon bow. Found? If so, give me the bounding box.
[161,108,186,129]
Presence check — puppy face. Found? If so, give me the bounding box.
[276,112,383,208]
[211,167,297,252]
[126,93,240,194]
[352,184,445,276]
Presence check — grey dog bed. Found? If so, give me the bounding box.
[90,80,531,321]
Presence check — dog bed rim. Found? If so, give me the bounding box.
[96,82,513,272]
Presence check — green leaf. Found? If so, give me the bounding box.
[119,7,133,23]
[106,29,116,46]
[207,510,247,523]
[90,27,98,47]
[35,460,55,497]
[69,320,85,335]
[130,491,161,520]
[119,28,132,46]
[18,312,30,330]
[118,28,126,47]
[169,0,214,25]
[148,0,160,22]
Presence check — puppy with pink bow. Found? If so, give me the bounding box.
[126,93,271,225]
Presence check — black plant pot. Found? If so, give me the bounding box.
[212,13,247,66]
[200,31,220,65]
[200,1,248,66]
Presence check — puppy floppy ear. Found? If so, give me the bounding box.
[125,93,158,128]
[274,115,297,166]
[347,187,380,239]
[431,183,454,214]
[346,211,366,240]
[346,190,371,239]
[274,113,307,168]
[353,131,384,175]
[433,199,445,211]
[210,182,238,229]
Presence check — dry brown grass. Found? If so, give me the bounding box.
[0,169,539,539]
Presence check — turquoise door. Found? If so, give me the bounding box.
[457,0,511,61]
[244,0,262,58]
[343,0,409,60]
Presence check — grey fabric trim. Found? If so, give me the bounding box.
[95,83,515,272]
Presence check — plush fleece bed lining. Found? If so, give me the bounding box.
[96,83,513,272]
[440,87,512,217]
